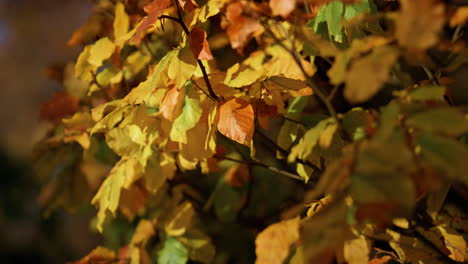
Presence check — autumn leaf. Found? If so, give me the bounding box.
[344,46,399,104]
[68,246,116,264]
[450,7,468,27]
[88,37,116,68]
[131,0,172,45]
[170,85,203,144]
[40,92,80,124]
[255,217,300,264]
[217,98,254,145]
[396,0,444,50]
[178,0,199,12]
[168,46,198,88]
[114,2,130,42]
[189,26,213,60]
[160,83,186,121]
[270,0,296,18]
[223,1,261,52]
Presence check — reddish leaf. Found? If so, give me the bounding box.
[368,256,391,264]
[223,2,261,52]
[217,98,254,145]
[178,0,199,12]
[189,26,214,60]
[40,92,80,124]
[270,0,296,18]
[130,0,172,45]
[225,163,250,187]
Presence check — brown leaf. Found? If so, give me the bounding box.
[223,2,261,52]
[40,92,80,124]
[217,98,254,145]
[225,163,250,187]
[189,26,214,60]
[270,0,296,18]
[255,217,300,264]
[119,184,148,221]
[178,0,199,12]
[396,0,444,50]
[344,46,399,104]
[130,0,172,45]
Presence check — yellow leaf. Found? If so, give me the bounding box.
[344,46,399,104]
[343,237,370,264]
[450,7,468,27]
[255,217,300,264]
[114,2,130,43]
[88,37,116,67]
[168,46,198,88]
[131,220,155,247]
[165,201,195,237]
[75,45,94,82]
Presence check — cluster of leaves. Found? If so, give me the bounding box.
[35,0,468,263]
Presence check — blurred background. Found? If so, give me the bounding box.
[0,0,102,262]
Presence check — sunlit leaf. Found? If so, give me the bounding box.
[217,98,254,145]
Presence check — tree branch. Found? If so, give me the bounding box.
[218,156,305,182]
[170,0,220,101]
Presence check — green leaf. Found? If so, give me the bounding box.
[407,107,468,137]
[157,237,189,264]
[407,85,446,101]
[170,85,203,144]
[288,118,336,163]
[416,133,468,184]
[326,1,344,42]
[168,46,198,88]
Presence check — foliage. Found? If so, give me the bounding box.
[35,0,468,263]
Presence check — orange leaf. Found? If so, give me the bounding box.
[130,0,172,45]
[40,92,80,124]
[189,26,214,60]
[217,98,254,145]
[368,256,391,264]
[68,246,116,264]
[223,2,261,52]
[270,0,296,18]
[159,84,186,121]
[255,217,300,264]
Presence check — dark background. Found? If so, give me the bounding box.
[0,0,101,263]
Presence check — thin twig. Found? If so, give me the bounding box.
[256,130,323,173]
[219,156,305,182]
[261,21,339,125]
[171,0,219,101]
[191,77,216,101]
